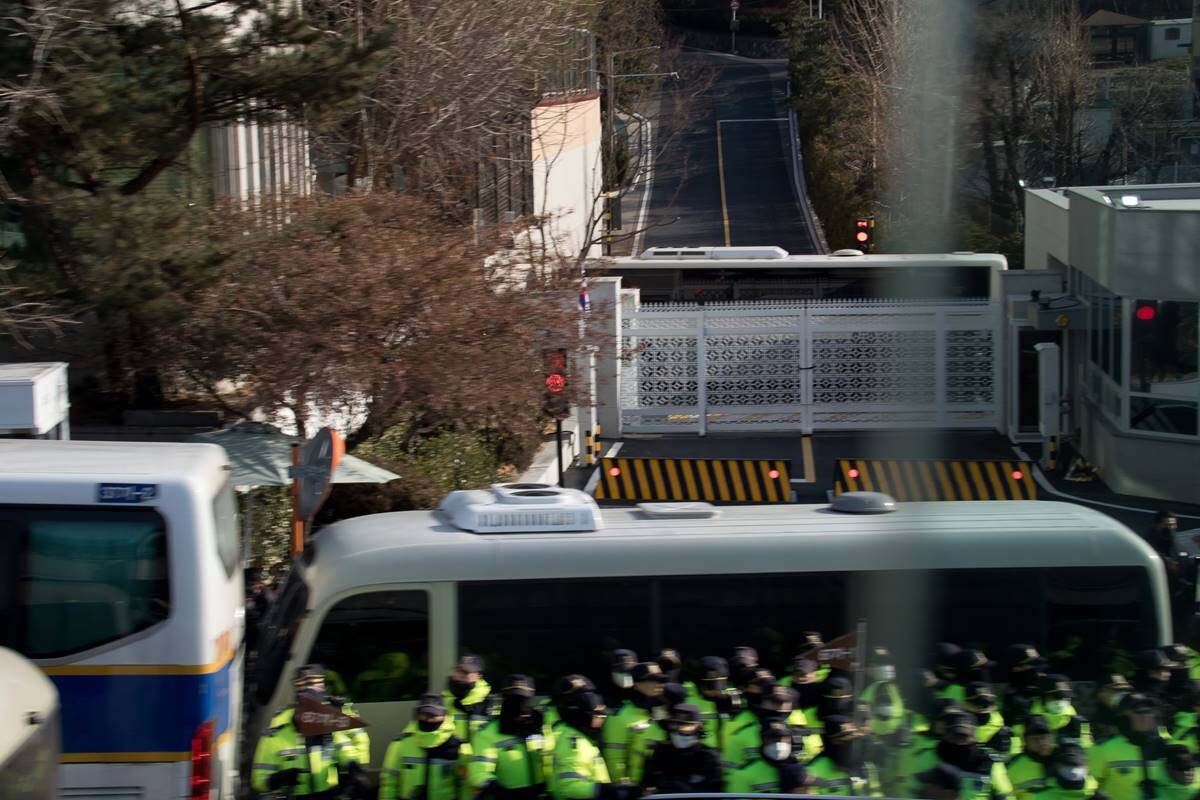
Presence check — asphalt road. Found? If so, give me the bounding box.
[636,51,817,254]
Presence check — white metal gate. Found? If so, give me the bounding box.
[619,298,1000,434]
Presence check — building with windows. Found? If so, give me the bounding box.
[1023,183,1200,502]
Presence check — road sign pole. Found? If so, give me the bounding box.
[556,419,564,486]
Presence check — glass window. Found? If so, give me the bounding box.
[213,483,240,578]
[1130,300,1199,396]
[0,506,170,658]
[459,578,651,698]
[657,573,850,670]
[1130,396,1199,436]
[309,590,428,703]
[1165,27,1181,41]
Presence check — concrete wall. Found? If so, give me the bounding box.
[1066,188,1200,300]
[1023,190,1071,270]
[1080,399,1200,501]
[1151,19,1193,62]
[530,92,603,262]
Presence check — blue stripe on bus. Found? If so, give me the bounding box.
[49,659,233,755]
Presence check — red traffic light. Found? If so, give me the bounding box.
[545,373,566,394]
[855,219,870,228]
[855,231,870,243]
[1135,304,1157,322]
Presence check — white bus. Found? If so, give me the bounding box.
[0,440,243,799]
[250,485,1170,770]
[0,646,60,798]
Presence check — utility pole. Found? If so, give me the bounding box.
[606,50,616,171]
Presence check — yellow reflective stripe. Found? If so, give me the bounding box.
[856,459,874,491]
[1021,465,1036,498]
[887,461,909,501]
[842,461,858,492]
[933,461,955,499]
[618,458,635,498]
[728,461,747,502]
[633,458,652,499]
[744,461,763,502]
[916,461,938,500]
[645,458,664,499]
[950,461,973,499]
[966,461,987,499]
[760,461,778,503]
[983,461,1006,500]
[680,460,700,500]
[1002,461,1021,499]
[711,461,731,501]
[696,460,716,500]
[664,459,684,500]
[872,460,892,496]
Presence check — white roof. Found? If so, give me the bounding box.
[0,362,64,384]
[608,253,1008,271]
[303,500,1156,604]
[0,439,229,479]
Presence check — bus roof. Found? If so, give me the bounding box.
[607,253,1008,271]
[304,500,1159,603]
[0,439,228,480]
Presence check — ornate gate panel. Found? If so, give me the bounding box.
[619,298,999,433]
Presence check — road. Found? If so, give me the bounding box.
[631,51,818,254]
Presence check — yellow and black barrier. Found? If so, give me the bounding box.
[833,459,1037,501]
[594,457,792,503]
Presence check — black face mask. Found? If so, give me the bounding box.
[973,710,993,726]
[418,717,444,733]
[733,666,758,688]
[701,679,728,697]
[754,706,788,723]
[633,691,664,711]
[500,694,541,735]
[795,682,822,709]
[448,678,475,700]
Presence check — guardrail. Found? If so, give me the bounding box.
[785,88,830,255]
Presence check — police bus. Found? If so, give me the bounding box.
[250,485,1169,770]
[0,440,243,798]
[602,248,1007,302]
[0,646,60,798]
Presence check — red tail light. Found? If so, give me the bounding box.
[190,719,215,799]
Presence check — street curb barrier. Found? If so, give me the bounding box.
[833,458,1037,501]
[595,457,792,503]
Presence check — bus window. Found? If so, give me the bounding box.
[657,572,850,668]
[212,483,240,578]
[459,578,652,694]
[308,590,429,703]
[0,506,169,659]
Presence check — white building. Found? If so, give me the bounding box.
[206,119,312,202]
[1022,183,1200,502]
[1150,18,1193,62]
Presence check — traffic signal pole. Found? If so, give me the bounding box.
[556,420,564,486]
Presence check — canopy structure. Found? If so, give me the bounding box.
[194,421,399,488]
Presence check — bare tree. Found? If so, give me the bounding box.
[0,263,73,346]
[1029,0,1096,187]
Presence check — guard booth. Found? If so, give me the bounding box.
[0,362,69,440]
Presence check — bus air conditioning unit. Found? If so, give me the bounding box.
[0,362,69,440]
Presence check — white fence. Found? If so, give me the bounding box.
[619,297,1000,434]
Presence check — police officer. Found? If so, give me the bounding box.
[608,649,638,707]
[1134,651,1175,706]
[656,649,683,684]
[819,676,857,723]
[725,719,815,795]
[916,763,967,800]
[862,648,904,738]
[252,664,369,797]
[730,646,762,692]
[934,643,964,698]
[1095,676,1134,745]
[1151,745,1200,800]
[724,679,822,775]
[604,661,666,783]
[1002,645,1047,727]
[942,650,993,704]
[1169,683,1200,753]
[640,704,723,795]
[966,683,1017,761]
[1088,693,1167,800]
[1025,676,1092,749]
[444,655,495,744]
[628,682,687,785]
[1035,745,1102,800]
[785,654,825,722]
[806,716,882,797]
[468,675,551,800]
[551,689,620,800]
[893,699,963,796]
[1009,717,1057,800]
[380,693,467,800]
[686,656,744,749]
[928,710,1014,800]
